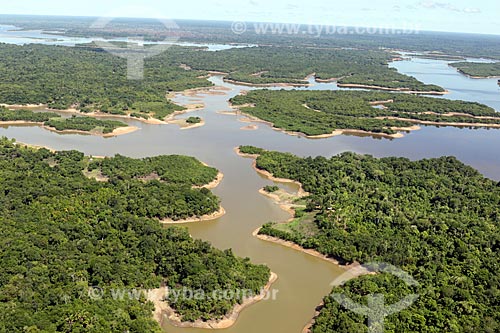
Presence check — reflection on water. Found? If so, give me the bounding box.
[0,56,499,333]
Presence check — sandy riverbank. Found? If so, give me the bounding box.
[194,169,224,190]
[238,148,372,333]
[451,68,500,79]
[224,78,311,88]
[166,118,206,130]
[240,125,258,131]
[0,120,139,137]
[337,83,449,95]
[235,147,309,196]
[160,206,226,225]
[229,103,415,139]
[148,272,278,329]
[377,116,500,129]
[237,147,369,273]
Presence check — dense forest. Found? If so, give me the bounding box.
[0,44,211,119]
[239,146,500,332]
[231,90,500,136]
[90,154,219,186]
[450,62,500,77]
[2,15,500,59]
[0,139,270,332]
[175,46,444,91]
[0,107,128,134]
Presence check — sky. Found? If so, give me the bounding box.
[0,0,498,35]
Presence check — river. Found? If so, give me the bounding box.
[0,55,499,332]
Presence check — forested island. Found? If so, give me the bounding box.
[0,44,212,120]
[230,90,500,138]
[0,139,272,331]
[0,107,134,136]
[450,62,500,78]
[238,146,500,332]
[175,46,445,92]
[0,43,445,116]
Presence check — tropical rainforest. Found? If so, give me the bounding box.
[0,43,211,119]
[239,146,500,333]
[0,42,445,119]
[0,139,271,332]
[0,107,128,134]
[175,46,444,92]
[231,90,500,136]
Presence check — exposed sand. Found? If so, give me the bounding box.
[229,103,412,139]
[337,83,449,95]
[369,99,394,105]
[223,78,311,88]
[0,120,139,137]
[193,170,224,190]
[377,116,500,129]
[240,125,258,131]
[168,85,231,100]
[166,118,206,130]
[237,146,370,273]
[0,103,45,109]
[160,206,226,224]
[235,147,309,197]
[103,126,140,137]
[148,272,278,329]
[452,68,500,79]
[15,141,56,152]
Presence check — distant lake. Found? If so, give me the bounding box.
[0,24,253,51]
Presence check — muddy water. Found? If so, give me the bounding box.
[0,58,499,333]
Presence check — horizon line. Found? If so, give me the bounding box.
[1,13,499,37]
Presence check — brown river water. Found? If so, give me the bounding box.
[1,57,499,333]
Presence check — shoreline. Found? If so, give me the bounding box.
[234,147,310,195]
[0,103,200,126]
[0,120,139,137]
[160,206,226,224]
[223,78,311,88]
[377,116,500,129]
[149,272,278,329]
[237,148,372,333]
[229,104,416,139]
[336,83,449,95]
[237,146,368,272]
[450,68,500,79]
[194,169,224,190]
[166,118,206,130]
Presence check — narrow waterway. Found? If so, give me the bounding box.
[1,57,499,332]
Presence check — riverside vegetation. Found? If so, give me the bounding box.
[0,44,212,119]
[0,107,128,134]
[0,139,271,332]
[450,62,500,78]
[0,43,445,120]
[231,90,500,136]
[176,46,444,92]
[239,146,500,333]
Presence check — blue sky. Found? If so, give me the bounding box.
[0,0,498,35]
